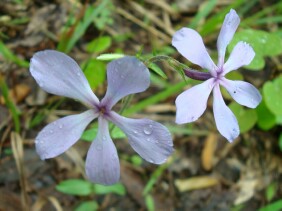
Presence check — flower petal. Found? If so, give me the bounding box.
[220,78,262,108]
[35,110,98,160]
[217,9,240,66]
[108,111,173,164]
[213,84,239,142]
[175,78,214,124]
[101,56,150,109]
[172,28,217,75]
[30,50,99,107]
[223,41,255,75]
[85,117,120,185]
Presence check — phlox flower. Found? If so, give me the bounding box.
[172,9,262,142]
[30,50,173,185]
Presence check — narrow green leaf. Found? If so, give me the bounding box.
[125,81,186,115]
[0,77,21,132]
[0,41,29,67]
[145,194,155,211]
[94,183,126,195]
[86,36,112,53]
[56,179,94,196]
[188,0,217,29]
[96,53,125,61]
[148,62,167,79]
[75,201,99,211]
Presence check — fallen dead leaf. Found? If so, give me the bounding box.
[201,133,217,171]
[175,176,219,192]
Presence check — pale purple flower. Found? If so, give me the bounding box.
[30,50,173,185]
[172,9,262,142]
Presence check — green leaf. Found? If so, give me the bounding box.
[279,133,282,152]
[259,199,282,211]
[81,125,126,142]
[130,155,143,166]
[111,126,126,139]
[228,29,282,70]
[256,99,276,130]
[81,126,98,141]
[75,201,99,211]
[96,53,125,61]
[148,62,167,79]
[145,194,155,211]
[263,75,282,115]
[229,102,258,133]
[86,36,112,53]
[94,183,126,195]
[266,183,277,202]
[56,179,94,196]
[82,59,106,89]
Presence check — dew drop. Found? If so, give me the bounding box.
[59,124,63,129]
[133,130,138,134]
[143,124,153,135]
[111,153,118,160]
[149,158,154,163]
[77,72,81,76]
[50,130,53,134]
[96,143,103,151]
[146,138,153,143]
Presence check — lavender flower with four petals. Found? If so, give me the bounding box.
[30,50,173,185]
[172,9,262,141]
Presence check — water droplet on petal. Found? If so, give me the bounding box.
[111,153,118,161]
[143,124,153,135]
[133,130,138,134]
[77,72,81,76]
[96,143,103,151]
[50,130,53,134]
[59,124,63,129]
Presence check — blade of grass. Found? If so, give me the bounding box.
[0,76,21,133]
[57,0,110,53]
[188,0,217,29]
[199,0,245,36]
[0,41,29,68]
[124,81,186,115]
